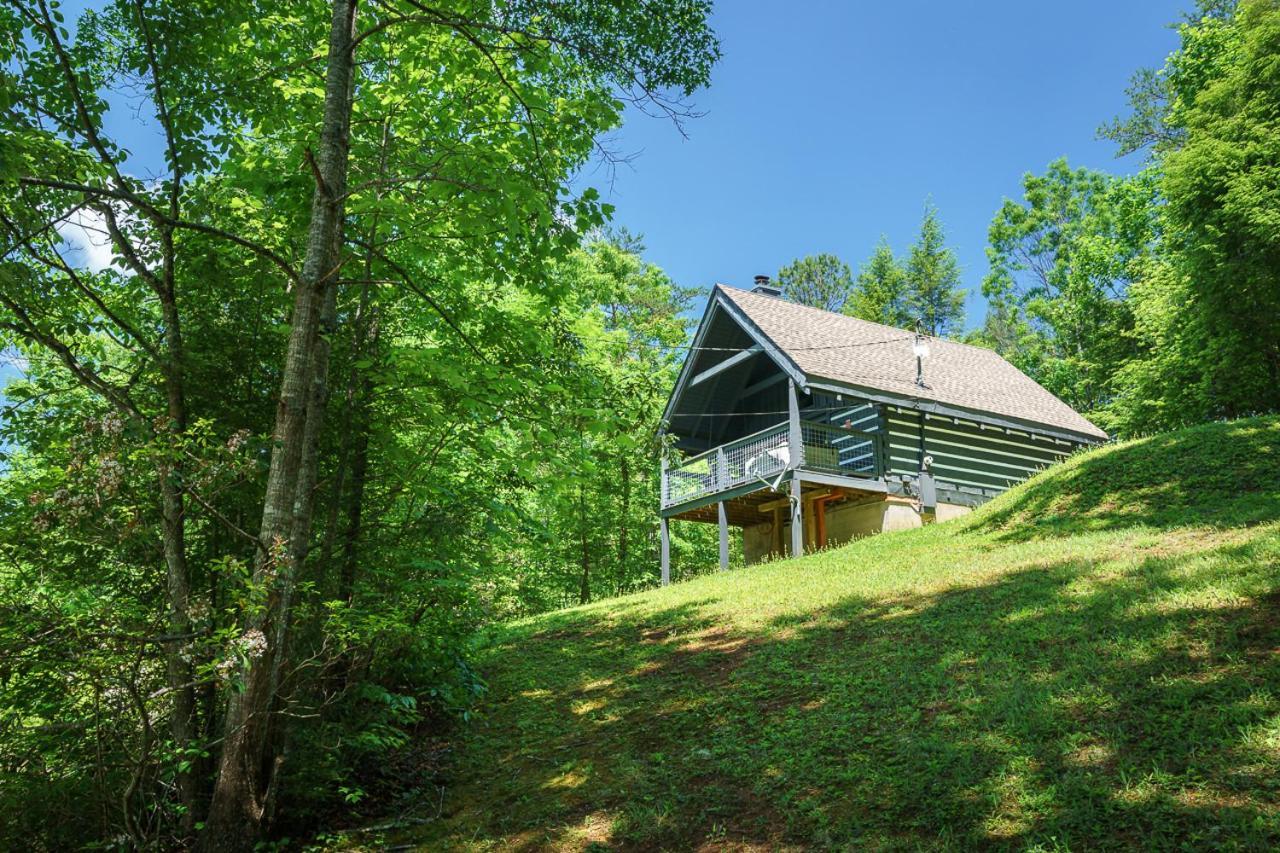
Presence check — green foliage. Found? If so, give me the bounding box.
[1101,0,1280,433]
[775,253,854,312]
[844,237,912,327]
[979,0,1280,436]
[404,417,1280,850]
[1098,0,1239,157]
[1157,0,1280,419]
[482,233,718,616]
[781,210,962,336]
[0,0,720,846]
[904,203,965,336]
[982,161,1156,416]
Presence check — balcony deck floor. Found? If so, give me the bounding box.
[663,471,887,527]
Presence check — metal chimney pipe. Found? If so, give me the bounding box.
[751,274,781,297]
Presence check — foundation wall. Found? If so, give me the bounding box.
[742,521,779,565]
[741,497,973,565]
[934,502,972,523]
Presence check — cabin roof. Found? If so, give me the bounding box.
[690,285,1107,442]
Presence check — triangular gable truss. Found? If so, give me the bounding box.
[661,286,806,428]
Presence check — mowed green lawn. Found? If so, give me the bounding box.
[393,417,1280,850]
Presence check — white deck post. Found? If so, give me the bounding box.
[788,379,805,556]
[787,379,805,467]
[659,516,670,585]
[718,501,729,571]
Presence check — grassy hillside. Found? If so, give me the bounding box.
[380,417,1279,850]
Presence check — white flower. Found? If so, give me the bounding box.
[239,628,268,660]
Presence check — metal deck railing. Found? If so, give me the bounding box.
[661,420,885,509]
[800,420,883,478]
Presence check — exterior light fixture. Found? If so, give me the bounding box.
[914,319,930,387]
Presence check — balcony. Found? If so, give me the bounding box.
[660,419,887,511]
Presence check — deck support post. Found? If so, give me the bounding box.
[660,517,670,586]
[815,495,829,549]
[790,475,804,557]
[717,501,729,571]
[787,379,805,468]
[787,379,805,557]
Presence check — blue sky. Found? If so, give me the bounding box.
[0,1,1192,437]
[22,0,1189,345]
[587,0,1188,329]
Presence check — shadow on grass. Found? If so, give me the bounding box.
[969,416,1279,541]
[412,526,1280,850]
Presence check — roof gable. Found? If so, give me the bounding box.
[675,285,1107,442]
[661,290,803,425]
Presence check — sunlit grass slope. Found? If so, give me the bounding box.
[406,417,1279,850]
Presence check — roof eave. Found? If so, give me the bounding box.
[804,377,1108,445]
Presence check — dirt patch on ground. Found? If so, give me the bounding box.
[1237,589,1280,662]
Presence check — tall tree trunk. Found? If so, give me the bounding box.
[616,453,629,595]
[199,0,358,847]
[156,240,200,836]
[578,484,591,605]
[318,118,389,592]
[338,366,374,604]
[260,263,342,831]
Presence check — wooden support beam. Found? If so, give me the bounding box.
[740,371,786,400]
[814,495,830,549]
[689,345,762,387]
[718,501,729,571]
[758,489,832,514]
[660,517,670,586]
[772,507,782,557]
[805,502,816,551]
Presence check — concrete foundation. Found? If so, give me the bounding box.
[741,495,972,565]
[742,521,778,564]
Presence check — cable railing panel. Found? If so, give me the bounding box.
[662,419,886,509]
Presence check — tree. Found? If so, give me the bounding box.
[982,160,1155,415]
[0,0,721,848]
[1157,0,1280,419]
[190,3,720,846]
[1102,0,1280,433]
[904,204,965,336]
[0,0,272,831]
[845,237,911,327]
[776,253,853,312]
[1098,0,1239,158]
[538,235,705,605]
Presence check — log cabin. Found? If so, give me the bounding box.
[657,276,1108,582]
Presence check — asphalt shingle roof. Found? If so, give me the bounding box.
[718,285,1108,441]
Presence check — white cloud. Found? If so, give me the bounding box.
[55,208,117,273]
